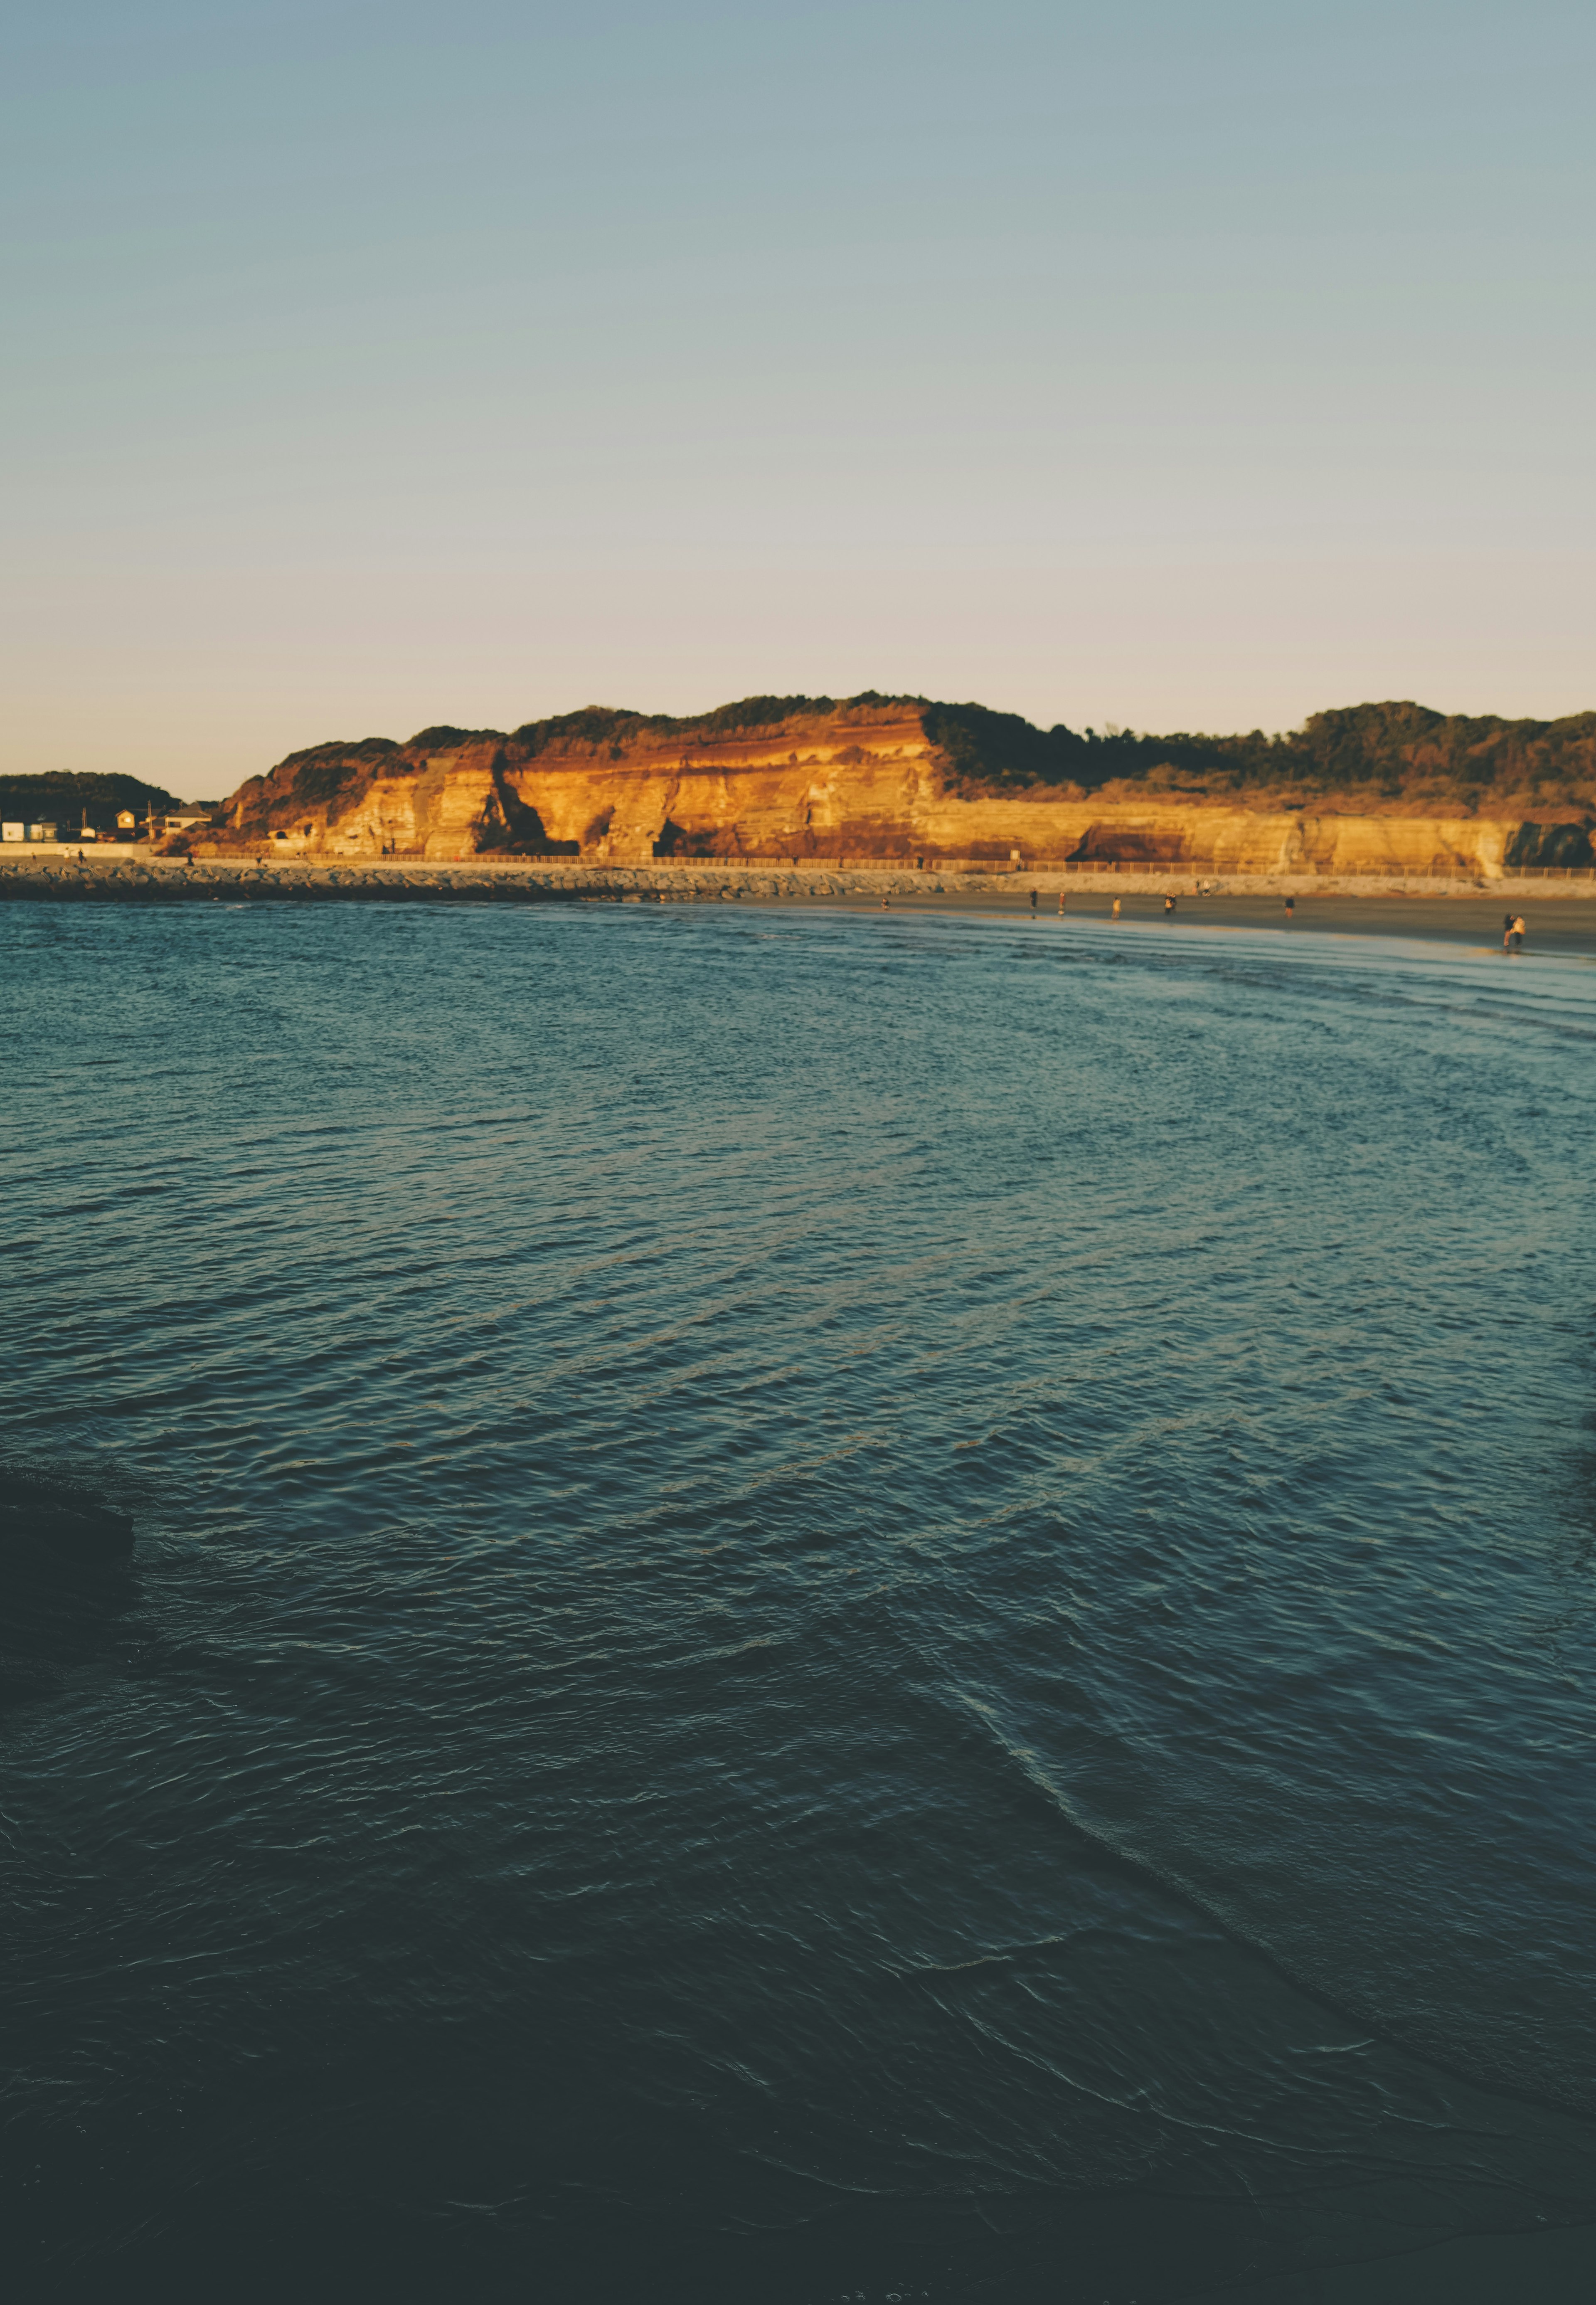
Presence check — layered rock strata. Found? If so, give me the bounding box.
[206,700,1590,880]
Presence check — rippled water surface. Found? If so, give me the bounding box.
[3,899,1594,2301]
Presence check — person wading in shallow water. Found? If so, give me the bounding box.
[1503,912,1515,952]
[1508,914,1526,953]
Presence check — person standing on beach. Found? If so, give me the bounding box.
[1284,897,1295,920]
[1509,915,1525,953]
[1503,912,1514,951]
[1111,897,1121,919]
[1030,888,1038,913]
[1164,894,1177,915]
[1057,890,1066,915]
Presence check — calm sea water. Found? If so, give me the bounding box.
[2,898,1594,2302]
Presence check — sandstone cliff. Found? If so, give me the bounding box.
[212,696,1596,878]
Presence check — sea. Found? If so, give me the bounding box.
[2,895,1594,2303]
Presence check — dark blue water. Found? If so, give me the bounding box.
[3,899,1594,2302]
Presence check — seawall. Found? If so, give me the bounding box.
[3,855,1593,905]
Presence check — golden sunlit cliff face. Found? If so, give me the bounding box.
[225,700,953,864]
[215,697,1593,876]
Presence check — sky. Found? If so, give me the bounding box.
[3,0,1593,795]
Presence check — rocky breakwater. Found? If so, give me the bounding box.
[0,857,572,905]
[0,856,977,907]
[195,695,1596,881]
[6,855,1591,910]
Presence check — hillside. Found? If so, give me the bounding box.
[1,772,180,830]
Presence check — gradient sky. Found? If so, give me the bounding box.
[5,0,1592,794]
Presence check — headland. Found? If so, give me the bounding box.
[8,692,1594,887]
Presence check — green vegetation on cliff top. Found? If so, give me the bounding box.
[921,699,1596,810]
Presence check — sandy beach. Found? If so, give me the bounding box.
[828,887,1596,957]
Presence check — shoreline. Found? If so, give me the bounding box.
[3,854,1592,954]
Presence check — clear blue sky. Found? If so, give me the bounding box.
[4,0,1592,793]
